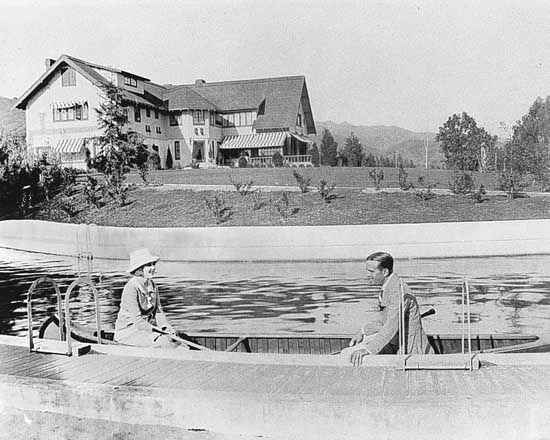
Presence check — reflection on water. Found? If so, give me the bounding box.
[1,248,550,342]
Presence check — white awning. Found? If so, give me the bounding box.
[220,132,288,150]
[50,100,87,109]
[52,138,86,153]
[291,133,313,143]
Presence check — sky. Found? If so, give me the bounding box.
[2,0,550,137]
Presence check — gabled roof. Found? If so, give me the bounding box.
[177,76,315,133]
[164,86,219,111]
[15,54,167,110]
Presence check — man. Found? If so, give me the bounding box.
[344,252,432,366]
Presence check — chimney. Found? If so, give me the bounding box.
[44,58,56,70]
[195,79,206,86]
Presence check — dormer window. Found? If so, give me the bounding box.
[61,68,76,87]
[124,76,137,87]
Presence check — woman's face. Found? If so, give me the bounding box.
[142,262,157,279]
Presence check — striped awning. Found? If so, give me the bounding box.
[220,132,288,150]
[52,138,86,153]
[50,99,87,109]
[291,132,313,143]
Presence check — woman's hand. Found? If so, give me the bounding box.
[350,348,370,366]
[162,326,176,336]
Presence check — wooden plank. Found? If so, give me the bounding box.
[126,358,193,387]
[249,338,258,354]
[102,358,160,385]
[268,338,278,354]
[311,338,321,355]
[289,338,299,355]
[1,354,65,376]
[258,338,267,354]
[298,338,306,355]
[281,338,289,354]
[215,337,225,351]
[37,356,108,380]
[23,356,97,380]
[204,337,216,351]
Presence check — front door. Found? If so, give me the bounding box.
[193,141,205,162]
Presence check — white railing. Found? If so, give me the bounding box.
[247,155,312,167]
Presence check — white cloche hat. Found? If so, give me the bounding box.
[127,248,159,273]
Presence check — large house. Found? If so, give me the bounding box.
[14,55,316,169]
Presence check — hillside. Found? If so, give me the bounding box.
[0,97,25,136]
[313,120,444,167]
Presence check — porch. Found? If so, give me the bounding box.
[220,131,313,167]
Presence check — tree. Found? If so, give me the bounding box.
[506,96,550,189]
[309,142,320,167]
[436,112,497,172]
[340,132,363,167]
[319,128,338,166]
[87,82,149,206]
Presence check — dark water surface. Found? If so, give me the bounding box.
[1,248,550,342]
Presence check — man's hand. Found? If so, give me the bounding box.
[350,348,370,367]
[348,330,364,347]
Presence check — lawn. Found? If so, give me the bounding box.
[32,186,550,228]
[126,166,507,191]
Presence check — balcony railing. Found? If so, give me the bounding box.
[247,155,312,168]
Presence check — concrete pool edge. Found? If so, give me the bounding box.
[1,219,550,262]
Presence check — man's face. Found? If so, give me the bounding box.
[366,261,387,286]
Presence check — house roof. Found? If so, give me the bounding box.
[176,76,315,133]
[15,54,167,110]
[15,55,316,134]
[164,86,219,111]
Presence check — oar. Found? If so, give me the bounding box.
[330,307,437,355]
[152,326,211,351]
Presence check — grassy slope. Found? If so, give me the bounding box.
[33,186,550,228]
[127,167,504,191]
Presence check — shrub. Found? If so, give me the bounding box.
[135,145,150,184]
[414,176,437,201]
[204,195,232,224]
[229,175,254,196]
[272,151,284,167]
[238,156,248,168]
[317,179,336,203]
[292,169,311,193]
[84,174,106,209]
[498,169,527,199]
[449,170,475,194]
[398,165,414,191]
[368,169,384,190]
[249,190,266,211]
[272,192,295,221]
[470,185,487,203]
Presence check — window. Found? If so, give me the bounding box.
[174,141,181,160]
[169,112,182,126]
[146,108,151,118]
[145,125,151,133]
[215,113,223,126]
[53,102,89,122]
[297,114,302,127]
[156,126,161,134]
[124,76,137,87]
[61,68,76,87]
[135,106,141,122]
[194,127,204,136]
[154,110,159,119]
[193,110,204,125]
[152,145,159,153]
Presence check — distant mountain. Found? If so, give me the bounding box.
[313,121,444,167]
[0,97,25,137]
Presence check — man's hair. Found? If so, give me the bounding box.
[366,251,393,273]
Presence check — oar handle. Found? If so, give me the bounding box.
[152,326,211,351]
[421,307,436,318]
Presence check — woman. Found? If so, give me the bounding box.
[114,248,183,348]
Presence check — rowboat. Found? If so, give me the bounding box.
[39,314,542,355]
